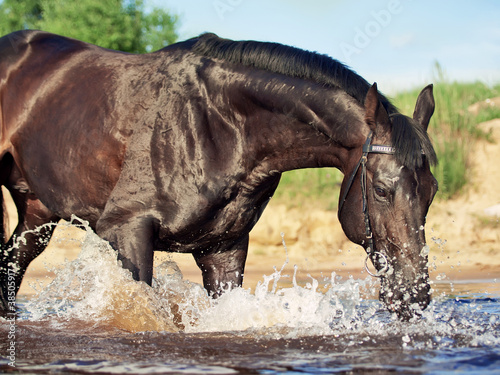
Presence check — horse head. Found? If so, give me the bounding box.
[339,83,438,320]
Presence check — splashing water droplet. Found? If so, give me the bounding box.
[420,245,430,257]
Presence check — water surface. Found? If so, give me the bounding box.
[1,226,499,374]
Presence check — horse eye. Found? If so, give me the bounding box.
[375,187,387,198]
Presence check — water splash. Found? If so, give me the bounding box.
[24,223,182,332]
[21,220,380,333]
[18,219,500,349]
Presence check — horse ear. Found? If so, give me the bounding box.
[364,83,389,133]
[413,84,435,131]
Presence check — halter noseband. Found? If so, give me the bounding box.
[338,131,395,277]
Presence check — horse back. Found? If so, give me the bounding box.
[0,30,91,90]
[0,30,99,143]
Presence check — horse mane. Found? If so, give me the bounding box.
[390,114,437,168]
[191,33,437,168]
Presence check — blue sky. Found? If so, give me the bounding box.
[152,0,500,94]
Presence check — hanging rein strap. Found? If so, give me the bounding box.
[338,131,395,277]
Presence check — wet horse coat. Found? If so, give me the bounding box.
[0,31,437,319]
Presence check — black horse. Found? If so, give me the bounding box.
[0,31,437,320]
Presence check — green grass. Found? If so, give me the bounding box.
[273,168,343,210]
[474,105,500,127]
[273,64,500,206]
[475,214,500,229]
[392,66,500,199]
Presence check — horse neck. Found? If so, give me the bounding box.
[218,67,370,174]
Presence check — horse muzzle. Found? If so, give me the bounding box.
[378,263,431,321]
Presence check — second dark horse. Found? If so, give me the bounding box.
[0,31,438,320]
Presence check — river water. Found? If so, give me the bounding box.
[1,225,499,374]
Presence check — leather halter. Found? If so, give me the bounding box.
[338,131,395,277]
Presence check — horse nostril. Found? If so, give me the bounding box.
[379,278,431,320]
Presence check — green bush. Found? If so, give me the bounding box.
[0,0,178,53]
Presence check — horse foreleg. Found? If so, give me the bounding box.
[96,215,155,285]
[0,194,59,316]
[193,235,249,296]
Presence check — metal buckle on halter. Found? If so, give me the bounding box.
[364,252,389,277]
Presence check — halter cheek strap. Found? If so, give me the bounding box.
[338,131,394,277]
